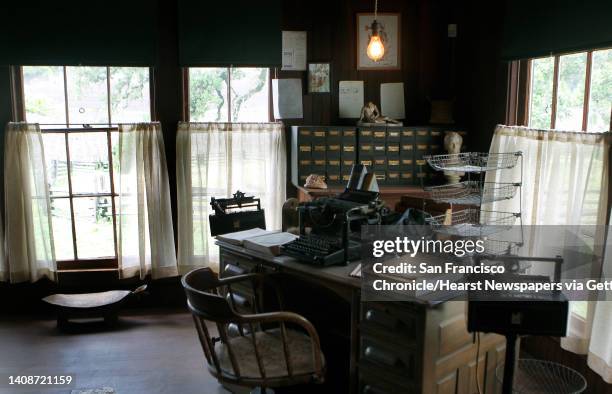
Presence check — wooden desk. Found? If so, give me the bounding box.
[297,185,427,212]
[217,242,505,394]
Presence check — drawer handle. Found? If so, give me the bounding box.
[224,264,247,276]
[226,292,251,309]
[365,309,399,330]
[364,346,401,367]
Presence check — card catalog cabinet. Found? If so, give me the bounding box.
[292,126,467,187]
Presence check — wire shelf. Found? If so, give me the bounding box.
[481,239,522,256]
[425,209,520,237]
[426,181,521,205]
[424,152,522,173]
[496,359,587,394]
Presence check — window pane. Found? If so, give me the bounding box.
[230,68,269,122]
[529,57,554,129]
[73,197,115,258]
[189,67,229,122]
[109,67,151,123]
[66,66,109,125]
[68,132,111,194]
[556,52,587,131]
[111,131,119,193]
[23,66,66,124]
[587,49,612,132]
[42,133,69,197]
[50,198,74,260]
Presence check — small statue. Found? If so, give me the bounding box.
[443,131,464,184]
[357,102,402,126]
[304,174,328,189]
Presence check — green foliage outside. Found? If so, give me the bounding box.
[189,67,267,121]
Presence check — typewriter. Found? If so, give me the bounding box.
[282,165,382,266]
[209,191,266,236]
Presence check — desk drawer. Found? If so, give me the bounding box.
[360,335,418,380]
[220,252,258,277]
[360,368,417,394]
[361,302,421,347]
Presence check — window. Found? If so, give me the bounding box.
[527,48,612,132]
[186,67,270,122]
[21,66,152,268]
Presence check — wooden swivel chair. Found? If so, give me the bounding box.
[182,268,325,392]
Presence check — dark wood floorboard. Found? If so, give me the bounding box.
[0,309,245,394]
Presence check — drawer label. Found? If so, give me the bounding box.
[299,145,311,152]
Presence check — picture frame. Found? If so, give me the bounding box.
[356,13,401,70]
[307,62,331,93]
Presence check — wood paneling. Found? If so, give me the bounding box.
[280,0,460,127]
[280,0,462,195]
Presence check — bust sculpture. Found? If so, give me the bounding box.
[443,131,464,184]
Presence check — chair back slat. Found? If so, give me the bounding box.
[248,322,267,383]
[279,321,294,378]
[226,284,245,336]
[217,322,242,379]
[192,315,212,364]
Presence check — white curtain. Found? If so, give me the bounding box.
[487,124,612,382]
[2,122,56,282]
[118,123,177,280]
[176,122,286,273]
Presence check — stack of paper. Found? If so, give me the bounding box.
[243,232,298,256]
[216,228,298,256]
[216,228,271,246]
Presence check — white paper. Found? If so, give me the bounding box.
[272,79,303,119]
[282,31,307,71]
[380,82,405,119]
[216,228,274,246]
[339,81,364,119]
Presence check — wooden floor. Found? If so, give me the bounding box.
[0,309,240,394]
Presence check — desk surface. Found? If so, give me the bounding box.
[217,241,454,306]
[217,241,362,289]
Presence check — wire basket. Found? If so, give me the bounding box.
[426,181,520,205]
[425,208,520,237]
[424,152,522,173]
[496,359,587,394]
[480,239,522,256]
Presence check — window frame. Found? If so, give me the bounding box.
[182,66,274,123]
[518,48,612,132]
[13,65,155,271]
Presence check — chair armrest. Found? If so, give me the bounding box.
[239,311,324,377]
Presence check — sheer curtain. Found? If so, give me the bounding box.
[487,124,612,382]
[118,123,177,280]
[176,122,286,273]
[2,122,56,282]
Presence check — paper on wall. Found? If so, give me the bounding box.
[339,81,364,119]
[272,78,303,119]
[282,31,307,71]
[380,82,405,119]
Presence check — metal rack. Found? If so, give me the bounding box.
[426,209,521,237]
[425,152,522,173]
[426,181,520,205]
[423,151,523,253]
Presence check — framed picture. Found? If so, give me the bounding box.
[308,63,331,93]
[356,13,401,70]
